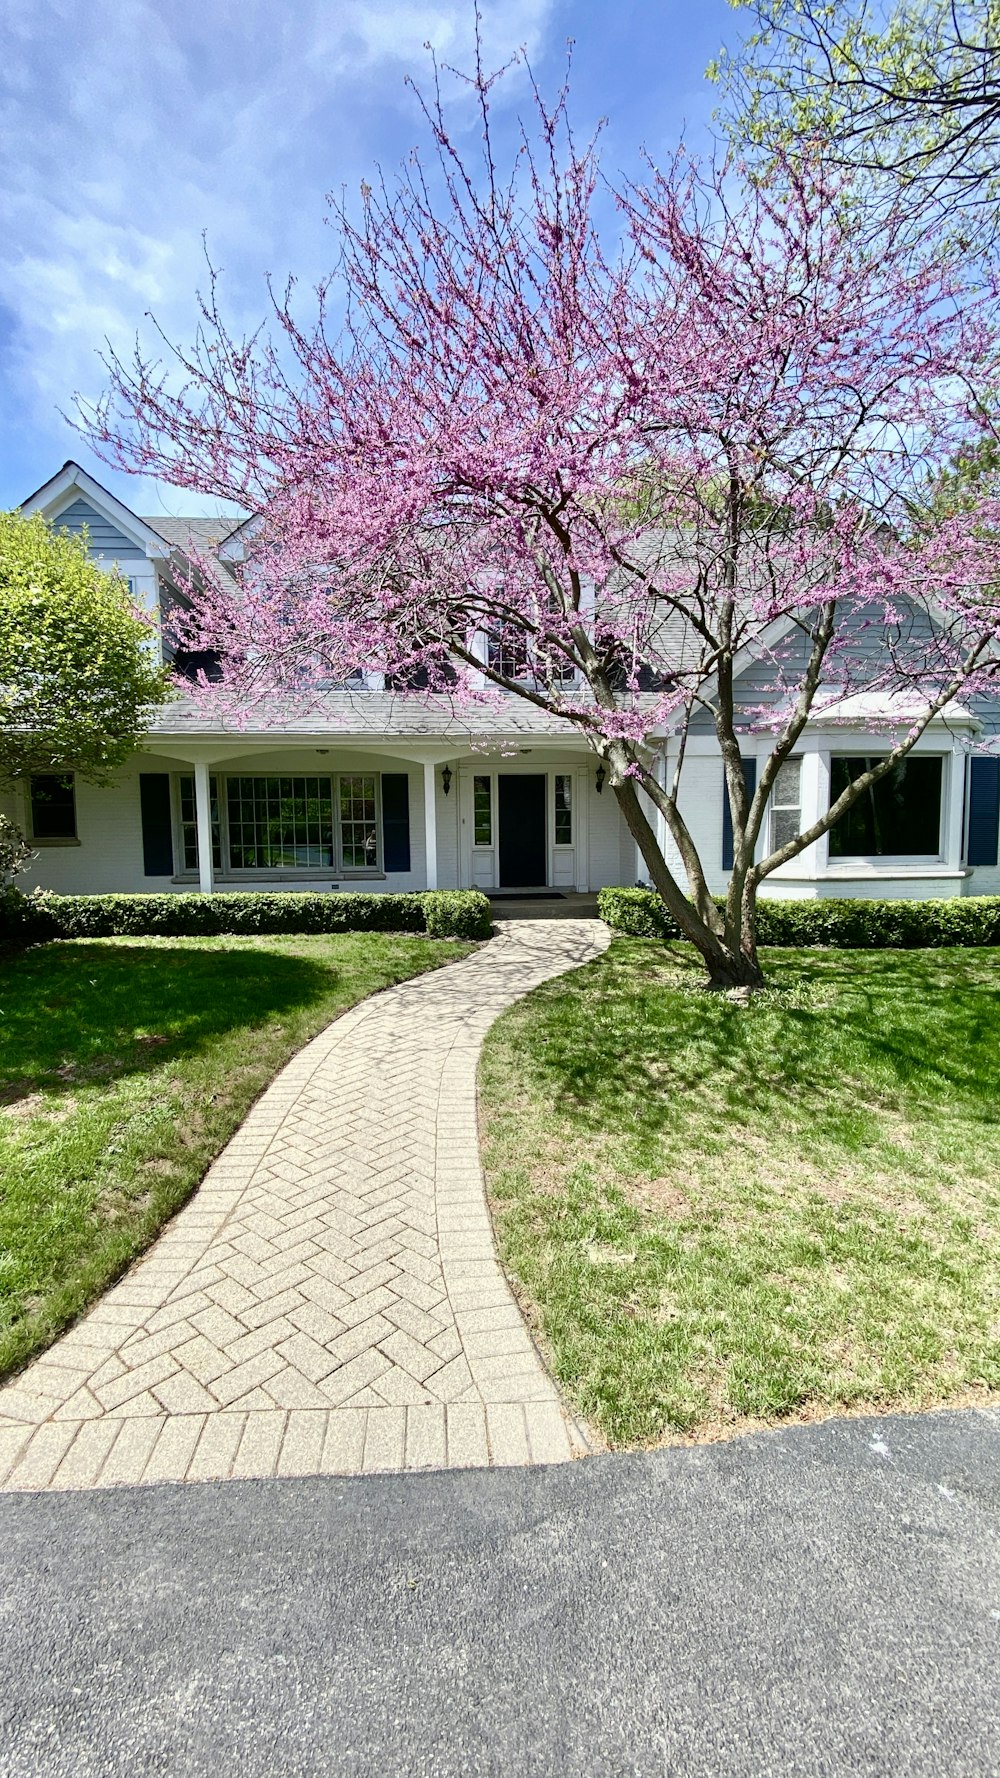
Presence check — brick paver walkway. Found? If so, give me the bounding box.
[0,919,607,1491]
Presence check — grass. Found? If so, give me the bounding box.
[0,931,473,1380]
[479,938,1000,1448]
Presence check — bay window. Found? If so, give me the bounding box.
[768,758,801,853]
[828,755,942,857]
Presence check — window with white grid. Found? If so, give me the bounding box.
[338,775,379,869]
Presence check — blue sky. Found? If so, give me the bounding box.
[2,0,741,519]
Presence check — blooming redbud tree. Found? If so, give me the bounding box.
[86,50,1000,987]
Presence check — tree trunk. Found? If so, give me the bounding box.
[611,774,767,988]
[700,942,765,991]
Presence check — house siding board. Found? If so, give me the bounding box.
[588,779,629,889]
[12,766,157,894]
[722,757,758,871]
[691,600,948,733]
[53,498,146,562]
[660,753,730,896]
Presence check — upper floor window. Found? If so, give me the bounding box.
[172,647,224,684]
[829,755,942,858]
[29,774,76,841]
[487,633,531,682]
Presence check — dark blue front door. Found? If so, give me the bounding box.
[498,775,547,887]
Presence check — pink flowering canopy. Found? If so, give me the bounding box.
[87,45,1000,984]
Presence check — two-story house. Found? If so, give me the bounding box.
[7,460,1000,904]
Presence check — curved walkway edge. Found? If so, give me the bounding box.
[0,918,608,1491]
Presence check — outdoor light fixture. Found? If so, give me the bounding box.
[441,764,453,796]
[595,763,606,794]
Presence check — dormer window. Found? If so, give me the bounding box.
[172,647,224,684]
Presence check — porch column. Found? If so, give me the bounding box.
[423,760,439,890]
[194,760,215,895]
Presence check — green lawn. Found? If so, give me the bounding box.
[0,931,472,1380]
[479,939,1000,1447]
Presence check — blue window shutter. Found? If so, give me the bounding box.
[139,774,174,876]
[722,757,757,871]
[967,757,1000,866]
[381,774,411,872]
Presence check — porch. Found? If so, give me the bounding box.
[6,735,638,899]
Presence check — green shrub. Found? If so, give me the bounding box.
[598,887,680,940]
[421,890,494,939]
[0,887,492,946]
[598,885,1000,949]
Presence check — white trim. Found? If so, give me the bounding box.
[194,761,215,894]
[216,512,262,563]
[20,462,170,558]
[423,761,438,890]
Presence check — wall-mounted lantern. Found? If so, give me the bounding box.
[441,764,453,797]
[595,763,606,795]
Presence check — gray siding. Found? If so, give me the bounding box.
[695,600,1000,742]
[54,498,146,561]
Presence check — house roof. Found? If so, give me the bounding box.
[149,689,667,742]
[139,516,242,556]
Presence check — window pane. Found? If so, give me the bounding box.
[473,775,492,846]
[772,758,801,809]
[829,756,942,857]
[29,774,76,839]
[226,776,334,869]
[487,632,530,680]
[554,774,573,844]
[339,774,378,870]
[768,757,800,853]
[770,807,800,850]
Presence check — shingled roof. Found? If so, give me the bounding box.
[149,688,668,741]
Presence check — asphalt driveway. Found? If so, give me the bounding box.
[2,1407,998,1777]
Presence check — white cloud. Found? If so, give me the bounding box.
[1,0,556,512]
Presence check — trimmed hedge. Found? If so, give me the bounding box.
[598,885,1000,949]
[0,886,493,945]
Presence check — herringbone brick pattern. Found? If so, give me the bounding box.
[0,919,607,1490]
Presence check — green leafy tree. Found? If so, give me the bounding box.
[0,813,31,885]
[714,1,1000,255]
[0,509,170,791]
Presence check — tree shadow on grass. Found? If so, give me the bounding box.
[0,941,340,1102]
[506,940,1000,1158]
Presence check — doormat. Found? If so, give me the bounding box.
[486,892,567,901]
